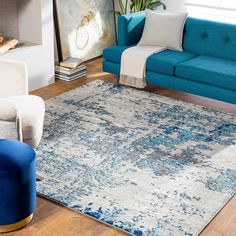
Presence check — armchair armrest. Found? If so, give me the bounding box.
[118,11,146,46]
[0,98,22,141]
[0,59,28,96]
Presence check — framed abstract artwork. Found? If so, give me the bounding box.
[54,0,116,62]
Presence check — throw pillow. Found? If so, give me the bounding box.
[138,9,188,51]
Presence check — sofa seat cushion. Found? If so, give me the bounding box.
[104,47,196,76]
[176,55,236,91]
[146,50,196,76]
[103,46,132,64]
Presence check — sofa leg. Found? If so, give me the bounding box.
[116,75,120,85]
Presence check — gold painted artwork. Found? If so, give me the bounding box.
[56,0,116,61]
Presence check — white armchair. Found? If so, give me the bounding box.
[0,59,45,147]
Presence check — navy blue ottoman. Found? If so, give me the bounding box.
[0,139,36,232]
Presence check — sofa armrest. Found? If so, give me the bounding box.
[0,59,28,96]
[118,11,146,46]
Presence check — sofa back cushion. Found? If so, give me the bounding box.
[183,18,236,61]
[118,12,146,46]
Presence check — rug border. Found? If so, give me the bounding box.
[37,190,236,236]
[197,144,236,235]
[36,192,134,236]
[45,79,235,116]
[197,189,236,235]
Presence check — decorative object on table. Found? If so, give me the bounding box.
[114,0,166,15]
[55,64,87,82]
[36,80,236,236]
[54,0,116,62]
[0,34,18,55]
[0,59,45,147]
[0,139,36,233]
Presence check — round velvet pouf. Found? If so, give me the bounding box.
[0,139,36,233]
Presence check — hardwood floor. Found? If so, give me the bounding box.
[5,58,236,236]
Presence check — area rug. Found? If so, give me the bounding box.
[36,80,236,236]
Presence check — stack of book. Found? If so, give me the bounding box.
[55,57,87,81]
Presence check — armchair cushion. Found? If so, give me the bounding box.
[8,95,45,147]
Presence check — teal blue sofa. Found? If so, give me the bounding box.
[102,12,236,104]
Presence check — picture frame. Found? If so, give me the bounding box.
[53,0,117,62]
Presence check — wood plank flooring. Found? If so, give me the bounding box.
[5,58,236,236]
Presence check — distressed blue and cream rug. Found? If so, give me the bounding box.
[37,80,236,236]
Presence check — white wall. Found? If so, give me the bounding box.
[18,0,42,45]
[0,0,18,38]
[114,0,186,13]
[1,0,54,92]
[162,0,186,12]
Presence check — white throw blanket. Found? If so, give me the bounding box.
[120,46,166,88]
